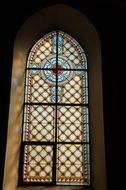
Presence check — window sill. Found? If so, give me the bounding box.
[17,185,93,190]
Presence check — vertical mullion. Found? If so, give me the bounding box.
[53,30,59,184]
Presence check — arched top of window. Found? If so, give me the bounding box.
[27,30,87,69]
[25,30,88,105]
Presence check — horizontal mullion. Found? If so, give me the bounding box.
[26,67,88,71]
[22,141,54,145]
[22,141,90,145]
[18,182,86,186]
[24,102,89,107]
[23,121,89,125]
[56,141,90,144]
[25,84,88,88]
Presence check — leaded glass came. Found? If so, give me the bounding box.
[20,31,90,186]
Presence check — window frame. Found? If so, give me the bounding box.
[18,30,91,186]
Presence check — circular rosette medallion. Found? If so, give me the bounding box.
[41,55,74,85]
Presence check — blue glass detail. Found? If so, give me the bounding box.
[52,35,63,46]
[52,35,63,53]
[51,95,61,103]
[41,56,73,85]
[75,65,85,75]
[51,86,62,94]
[29,63,40,74]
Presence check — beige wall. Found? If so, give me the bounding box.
[3,4,106,190]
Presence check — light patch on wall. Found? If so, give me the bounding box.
[3,50,25,190]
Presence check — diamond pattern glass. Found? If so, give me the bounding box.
[57,144,84,184]
[57,106,89,142]
[23,145,53,182]
[23,105,55,142]
[25,71,52,103]
[61,72,88,104]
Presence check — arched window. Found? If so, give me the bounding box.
[3,5,106,190]
[20,31,90,186]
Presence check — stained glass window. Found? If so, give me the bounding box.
[20,31,90,186]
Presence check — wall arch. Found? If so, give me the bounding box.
[3,4,106,190]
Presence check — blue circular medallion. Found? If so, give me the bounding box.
[41,56,74,85]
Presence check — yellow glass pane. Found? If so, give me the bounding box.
[23,145,53,182]
[57,144,85,184]
[23,105,55,141]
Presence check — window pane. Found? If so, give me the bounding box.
[25,70,53,103]
[57,144,89,185]
[23,105,55,141]
[57,71,88,104]
[57,106,89,142]
[23,145,53,182]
